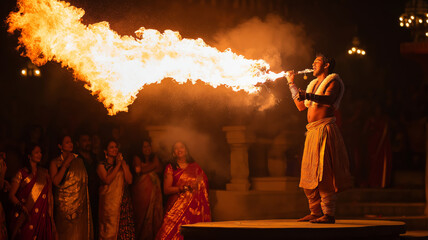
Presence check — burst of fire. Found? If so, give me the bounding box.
[7,0,285,115]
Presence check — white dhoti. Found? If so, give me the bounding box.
[300,117,352,215]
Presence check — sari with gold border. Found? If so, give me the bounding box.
[99,161,135,240]
[156,163,211,240]
[53,156,93,240]
[0,203,7,240]
[10,167,56,240]
[132,170,163,240]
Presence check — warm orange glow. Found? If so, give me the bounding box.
[21,69,27,76]
[7,0,284,115]
[348,50,352,55]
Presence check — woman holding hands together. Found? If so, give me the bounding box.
[97,139,135,240]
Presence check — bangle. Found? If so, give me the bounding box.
[292,94,299,100]
[287,82,295,85]
[289,84,299,99]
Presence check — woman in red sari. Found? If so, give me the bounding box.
[131,139,163,240]
[0,152,9,240]
[9,143,57,240]
[156,141,211,240]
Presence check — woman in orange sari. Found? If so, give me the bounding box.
[156,141,211,240]
[9,143,57,240]
[132,139,163,240]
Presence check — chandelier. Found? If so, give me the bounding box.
[399,0,428,41]
[347,37,366,56]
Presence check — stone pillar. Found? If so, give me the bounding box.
[223,126,253,191]
[146,125,170,153]
[251,130,300,192]
[267,131,288,177]
[146,125,175,164]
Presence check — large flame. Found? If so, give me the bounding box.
[7,0,285,115]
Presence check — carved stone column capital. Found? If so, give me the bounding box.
[223,125,253,191]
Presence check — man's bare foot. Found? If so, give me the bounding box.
[309,215,335,224]
[297,214,322,222]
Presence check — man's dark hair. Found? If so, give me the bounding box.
[316,53,335,73]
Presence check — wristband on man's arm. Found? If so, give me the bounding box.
[288,83,299,99]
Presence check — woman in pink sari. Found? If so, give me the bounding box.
[132,139,163,240]
[9,143,57,240]
[156,141,211,240]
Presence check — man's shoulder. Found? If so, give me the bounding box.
[325,74,343,89]
[325,73,341,83]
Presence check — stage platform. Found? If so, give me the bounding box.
[181,219,406,240]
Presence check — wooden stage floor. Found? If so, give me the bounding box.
[181,219,406,240]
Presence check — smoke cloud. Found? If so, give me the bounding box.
[212,14,313,72]
[109,9,315,187]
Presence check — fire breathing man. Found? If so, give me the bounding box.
[286,53,352,224]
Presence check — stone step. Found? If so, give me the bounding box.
[336,202,425,217]
[338,188,425,203]
[394,170,425,188]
